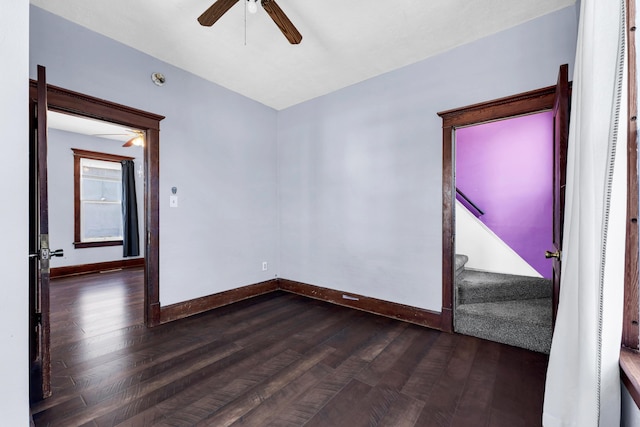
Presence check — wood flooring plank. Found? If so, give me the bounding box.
[487,408,526,427]
[31,396,87,427]
[110,349,304,427]
[401,331,457,402]
[195,345,334,426]
[491,344,547,427]
[303,379,373,427]
[228,363,332,427]
[356,324,432,387]
[414,334,480,427]
[84,302,329,427]
[266,355,369,426]
[313,311,386,368]
[33,270,551,426]
[449,339,502,427]
[37,342,244,426]
[375,325,440,392]
[376,393,426,427]
[112,299,338,426]
[350,319,408,363]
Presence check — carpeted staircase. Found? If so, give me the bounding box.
[454,254,552,354]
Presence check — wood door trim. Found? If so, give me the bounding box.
[31,82,162,130]
[29,80,164,327]
[35,66,52,399]
[437,85,558,333]
[623,0,639,350]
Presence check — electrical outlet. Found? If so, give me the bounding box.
[262,261,268,271]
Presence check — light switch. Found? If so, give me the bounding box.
[170,195,178,208]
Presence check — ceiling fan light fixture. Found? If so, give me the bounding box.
[247,0,258,14]
[123,133,145,148]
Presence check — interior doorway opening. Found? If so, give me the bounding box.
[455,111,554,280]
[452,111,556,353]
[29,77,164,402]
[438,65,569,351]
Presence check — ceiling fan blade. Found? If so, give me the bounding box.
[122,137,136,147]
[123,132,144,147]
[198,0,240,26]
[261,0,302,44]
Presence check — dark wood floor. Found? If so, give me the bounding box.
[31,268,548,426]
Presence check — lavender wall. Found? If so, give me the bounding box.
[456,111,554,278]
[30,6,279,306]
[278,7,577,309]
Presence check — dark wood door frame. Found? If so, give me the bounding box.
[29,80,165,327]
[30,66,52,400]
[437,85,559,333]
[550,65,570,326]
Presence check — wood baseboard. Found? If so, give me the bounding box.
[160,279,279,324]
[51,258,145,279]
[155,277,442,331]
[278,278,442,330]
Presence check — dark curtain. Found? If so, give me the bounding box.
[121,160,140,257]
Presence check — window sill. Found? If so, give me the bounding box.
[73,240,123,249]
[621,347,640,409]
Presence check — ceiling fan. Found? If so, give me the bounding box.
[198,0,302,44]
[122,130,145,148]
[92,129,145,147]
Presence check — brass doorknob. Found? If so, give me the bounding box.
[545,250,560,259]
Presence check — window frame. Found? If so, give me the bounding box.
[620,0,640,409]
[72,148,134,249]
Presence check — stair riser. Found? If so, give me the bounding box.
[455,313,551,354]
[458,284,551,305]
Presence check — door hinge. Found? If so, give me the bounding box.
[34,312,42,325]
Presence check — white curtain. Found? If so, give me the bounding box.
[543,0,628,425]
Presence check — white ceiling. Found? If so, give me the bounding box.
[31,0,574,110]
[47,111,139,143]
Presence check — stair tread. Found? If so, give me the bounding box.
[460,269,550,286]
[457,270,551,304]
[455,254,469,272]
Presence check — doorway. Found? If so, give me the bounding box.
[451,112,556,353]
[29,79,164,401]
[438,67,569,336]
[47,111,146,273]
[455,111,554,280]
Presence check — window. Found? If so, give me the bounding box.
[72,149,133,248]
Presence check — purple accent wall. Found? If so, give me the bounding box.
[456,111,553,278]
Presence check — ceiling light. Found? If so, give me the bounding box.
[247,0,258,14]
[123,132,145,148]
